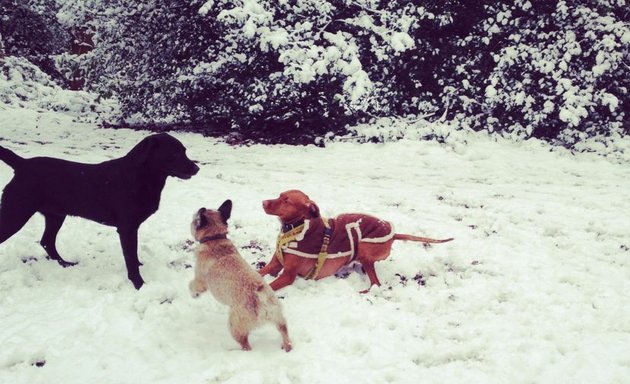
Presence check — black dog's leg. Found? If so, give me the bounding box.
[117,226,144,289]
[0,185,37,245]
[41,213,77,267]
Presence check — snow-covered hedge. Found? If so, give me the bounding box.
[15,0,630,146]
[338,115,630,163]
[0,0,69,82]
[446,0,629,147]
[0,56,119,121]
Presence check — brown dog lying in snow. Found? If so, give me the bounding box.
[189,200,292,352]
[259,190,453,292]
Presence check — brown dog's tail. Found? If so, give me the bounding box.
[394,234,454,244]
[0,146,24,169]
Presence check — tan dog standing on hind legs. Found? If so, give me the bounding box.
[260,190,454,293]
[189,200,292,352]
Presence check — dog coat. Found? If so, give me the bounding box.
[279,214,395,262]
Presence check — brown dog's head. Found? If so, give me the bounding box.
[191,200,232,241]
[262,190,320,224]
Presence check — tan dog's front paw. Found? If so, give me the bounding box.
[189,279,206,298]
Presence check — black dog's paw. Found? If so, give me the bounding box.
[46,256,78,268]
[59,260,78,268]
[130,276,145,290]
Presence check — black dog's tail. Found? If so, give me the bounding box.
[0,146,24,169]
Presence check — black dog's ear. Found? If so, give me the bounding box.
[218,200,232,223]
[308,201,320,218]
[127,135,157,164]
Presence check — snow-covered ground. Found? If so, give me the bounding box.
[1,107,629,384]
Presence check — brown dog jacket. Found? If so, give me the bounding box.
[279,214,395,262]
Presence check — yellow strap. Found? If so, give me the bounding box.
[305,218,331,280]
[274,223,305,266]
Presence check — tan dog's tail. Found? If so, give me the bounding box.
[394,234,454,243]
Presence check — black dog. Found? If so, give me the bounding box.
[0,133,199,289]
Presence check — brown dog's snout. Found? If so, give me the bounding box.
[262,198,283,216]
[263,199,282,215]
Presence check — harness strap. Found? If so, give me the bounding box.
[274,223,306,266]
[305,218,332,280]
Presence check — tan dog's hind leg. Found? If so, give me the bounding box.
[229,310,253,351]
[235,334,252,351]
[260,292,292,352]
[277,322,292,352]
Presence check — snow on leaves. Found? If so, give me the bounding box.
[198,0,416,108]
[42,0,628,145]
[471,0,628,142]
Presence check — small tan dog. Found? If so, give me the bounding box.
[189,200,292,352]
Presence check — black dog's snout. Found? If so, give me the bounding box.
[190,162,200,175]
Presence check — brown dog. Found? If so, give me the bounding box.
[189,200,292,352]
[260,190,453,292]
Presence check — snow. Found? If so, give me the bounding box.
[389,32,415,52]
[1,107,630,384]
[485,84,497,98]
[198,1,215,16]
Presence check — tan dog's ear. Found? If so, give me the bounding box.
[218,199,232,223]
[307,201,320,218]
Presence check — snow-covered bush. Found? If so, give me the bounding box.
[444,0,629,146]
[0,56,119,120]
[56,0,420,136]
[338,116,463,144]
[0,0,69,82]
[54,0,628,147]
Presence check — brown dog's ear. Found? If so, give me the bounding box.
[307,201,320,218]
